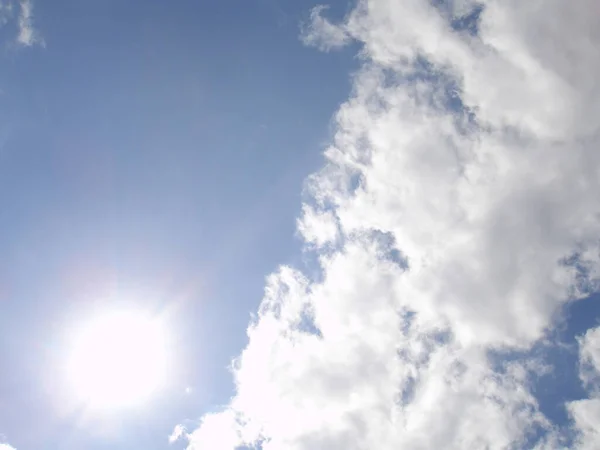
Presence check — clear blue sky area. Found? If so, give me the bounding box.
[0,1,356,448]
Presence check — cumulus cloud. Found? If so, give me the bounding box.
[296,204,339,247]
[568,327,600,449]
[0,443,16,450]
[169,424,188,444]
[179,1,600,448]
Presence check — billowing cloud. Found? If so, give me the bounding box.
[179,1,600,448]
[568,327,600,449]
[169,424,188,444]
[0,443,16,450]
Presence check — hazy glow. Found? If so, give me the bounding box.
[65,310,168,411]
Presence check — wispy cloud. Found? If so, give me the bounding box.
[300,5,351,52]
[16,0,40,47]
[178,1,600,448]
[0,1,15,27]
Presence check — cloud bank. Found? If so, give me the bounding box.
[179,1,600,448]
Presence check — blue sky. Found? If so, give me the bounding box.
[0,1,357,448]
[2,1,600,450]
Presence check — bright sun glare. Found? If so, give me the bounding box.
[65,310,168,411]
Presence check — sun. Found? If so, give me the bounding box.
[64,310,169,411]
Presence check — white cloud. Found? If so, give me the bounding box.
[185,411,243,450]
[0,443,16,450]
[568,327,600,449]
[179,1,600,448]
[300,5,351,52]
[0,0,42,47]
[578,327,600,391]
[569,400,600,450]
[297,204,339,248]
[16,0,40,47]
[0,1,14,27]
[169,424,188,444]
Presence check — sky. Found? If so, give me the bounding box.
[1,1,600,450]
